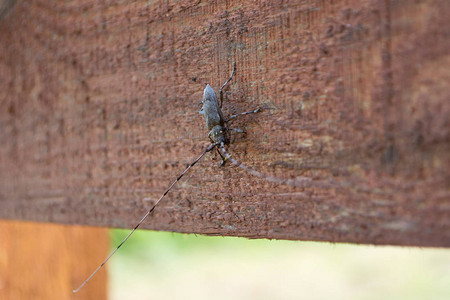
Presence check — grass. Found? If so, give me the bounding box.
[109,229,450,300]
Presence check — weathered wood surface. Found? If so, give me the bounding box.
[0,0,449,247]
[0,220,108,300]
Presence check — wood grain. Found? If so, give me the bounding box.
[0,220,108,300]
[0,0,449,247]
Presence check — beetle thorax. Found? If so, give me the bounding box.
[209,125,229,144]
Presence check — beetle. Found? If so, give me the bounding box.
[73,65,260,293]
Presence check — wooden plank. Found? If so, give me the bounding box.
[0,0,449,247]
[0,220,108,299]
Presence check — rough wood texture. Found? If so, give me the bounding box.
[0,0,449,247]
[0,220,108,299]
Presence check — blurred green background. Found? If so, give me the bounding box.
[110,229,450,300]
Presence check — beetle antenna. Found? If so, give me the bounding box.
[219,142,333,188]
[73,143,218,293]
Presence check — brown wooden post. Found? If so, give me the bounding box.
[0,0,448,254]
[0,221,108,300]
